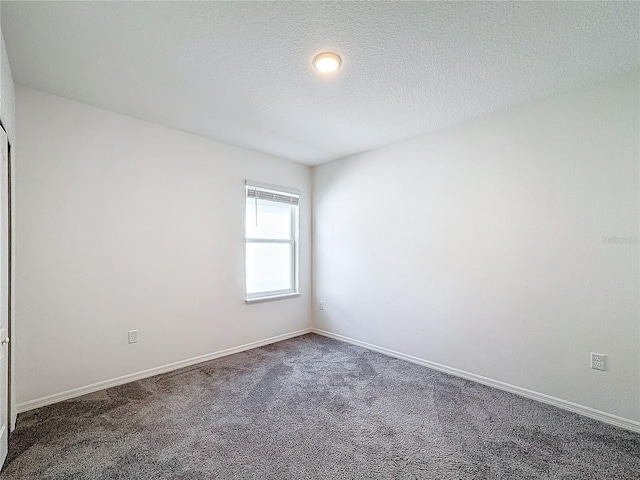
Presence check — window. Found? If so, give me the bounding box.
[245,181,299,302]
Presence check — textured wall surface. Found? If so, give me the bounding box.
[2,2,639,164]
[313,72,640,423]
[15,86,312,405]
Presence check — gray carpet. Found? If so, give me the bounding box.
[3,334,639,479]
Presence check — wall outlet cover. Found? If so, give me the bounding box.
[590,352,606,371]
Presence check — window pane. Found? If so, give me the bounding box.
[245,198,292,240]
[246,242,293,294]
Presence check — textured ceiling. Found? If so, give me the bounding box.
[2,1,639,166]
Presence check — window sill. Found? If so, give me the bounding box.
[245,292,300,304]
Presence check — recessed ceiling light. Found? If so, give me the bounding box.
[312,52,342,73]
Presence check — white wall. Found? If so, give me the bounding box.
[0,28,15,144]
[15,86,311,406]
[313,72,640,423]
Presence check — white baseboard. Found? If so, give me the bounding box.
[16,328,313,414]
[17,326,640,434]
[311,328,640,434]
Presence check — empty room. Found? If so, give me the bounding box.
[0,1,638,478]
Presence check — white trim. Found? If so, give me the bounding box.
[16,328,313,414]
[16,326,639,434]
[245,180,300,196]
[245,292,301,304]
[311,328,640,434]
[8,132,16,432]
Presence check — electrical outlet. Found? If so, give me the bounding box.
[591,352,606,371]
[319,301,324,310]
[128,330,138,344]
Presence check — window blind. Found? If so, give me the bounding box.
[245,181,300,205]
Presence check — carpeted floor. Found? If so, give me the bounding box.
[3,334,639,479]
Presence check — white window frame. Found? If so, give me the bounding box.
[244,181,300,304]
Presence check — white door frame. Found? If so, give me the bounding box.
[5,124,13,433]
[0,123,9,469]
[0,113,15,439]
